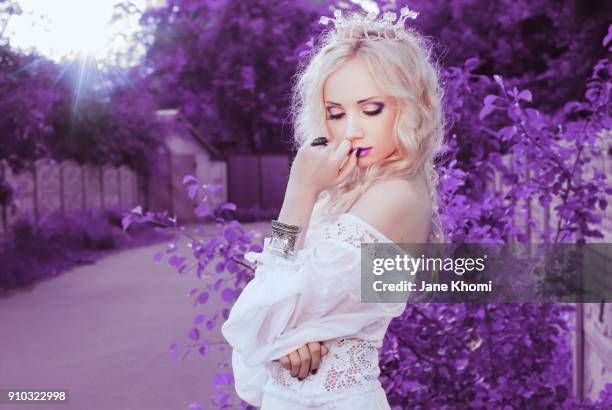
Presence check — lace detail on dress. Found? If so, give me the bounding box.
[323,338,380,391]
[303,212,391,253]
[269,363,292,389]
[263,337,383,405]
[322,214,386,248]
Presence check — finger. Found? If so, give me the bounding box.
[297,345,311,379]
[338,149,350,170]
[288,351,301,377]
[331,139,353,167]
[332,137,350,156]
[321,343,329,356]
[298,345,311,379]
[334,149,358,184]
[280,355,291,371]
[307,342,321,375]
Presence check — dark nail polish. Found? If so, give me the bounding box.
[311,369,318,375]
[298,377,305,381]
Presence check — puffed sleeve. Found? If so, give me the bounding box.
[220,213,408,405]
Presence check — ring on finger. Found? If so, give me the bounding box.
[310,137,328,147]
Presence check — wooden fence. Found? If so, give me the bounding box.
[0,153,289,235]
[0,159,140,236]
[226,154,289,212]
[491,137,611,401]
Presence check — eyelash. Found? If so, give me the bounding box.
[326,106,384,121]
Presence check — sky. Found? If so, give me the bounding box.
[4,0,380,63]
[5,0,149,62]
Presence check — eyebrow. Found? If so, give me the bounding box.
[325,96,383,106]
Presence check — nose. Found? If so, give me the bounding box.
[344,116,364,142]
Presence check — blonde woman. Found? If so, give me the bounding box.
[221,7,445,410]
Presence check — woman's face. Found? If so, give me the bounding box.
[323,57,398,168]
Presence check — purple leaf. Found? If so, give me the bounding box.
[226,259,239,273]
[586,229,604,238]
[197,292,209,304]
[221,288,235,303]
[463,57,480,72]
[182,175,197,184]
[249,244,263,252]
[479,104,496,120]
[213,373,233,387]
[169,255,180,266]
[188,327,200,340]
[517,89,532,102]
[194,204,212,217]
[121,215,133,231]
[220,202,237,211]
[198,342,209,357]
[599,198,607,211]
[604,24,612,47]
[483,94,500,106]
[206,318,216,331]
[187,184,199,200]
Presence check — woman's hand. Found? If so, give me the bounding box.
[286,137,358,199]
[279,341,329,379]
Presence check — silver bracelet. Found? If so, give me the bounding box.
[269,220,303,261]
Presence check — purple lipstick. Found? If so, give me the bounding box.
[351,147,372,158]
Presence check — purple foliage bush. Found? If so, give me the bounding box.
[138,0,320,152]
[381,304,576,409]
[375,23,612,410]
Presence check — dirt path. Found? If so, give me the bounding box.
[0,222,271,410]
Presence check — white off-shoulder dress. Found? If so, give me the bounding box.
[221,203,408,409]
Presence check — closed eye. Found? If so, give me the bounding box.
[326,106,384,121]
[365,106,384,116]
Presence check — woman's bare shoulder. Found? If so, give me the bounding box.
[348,178,432,243]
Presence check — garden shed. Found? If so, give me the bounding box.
[148,109,228,222]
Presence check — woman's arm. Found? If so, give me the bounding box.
[277,138,358,250]
[276,186,318,251]
[274,178,431,380]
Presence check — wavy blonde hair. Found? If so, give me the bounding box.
[289,11,446,243]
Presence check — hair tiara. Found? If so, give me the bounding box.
[319,6,419,42]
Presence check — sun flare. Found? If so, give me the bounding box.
[6,0,147,62]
